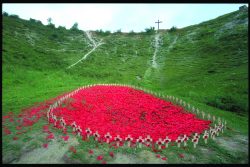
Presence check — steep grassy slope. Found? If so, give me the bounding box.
[2,8,248,164]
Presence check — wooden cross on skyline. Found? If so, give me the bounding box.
[155,19,162,30]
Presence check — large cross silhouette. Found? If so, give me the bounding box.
[155,19,162,30]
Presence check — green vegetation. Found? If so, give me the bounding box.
[169,26,177,32]
[2,8,248,164]
[144,26,156,34]
[70,22,79,31]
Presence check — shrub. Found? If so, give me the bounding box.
[70,22,79,31]
[58,26,67,31]
[169,26,177,32]
[128,30,135,35]
[47,17,55,28]
[144,27,155,34]
[9,14,19,19]
[95,29,111,36]
[29,18,42,25]
[3,12,9,16]
[47,24,55,28]
[114,29,122,34]
[104,30,111,35]
[95,29,104,34]
[205,95,246,114]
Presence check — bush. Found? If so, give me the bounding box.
[47,24,55,28]
[205,95,246,114]
[9,14,19,19]
[169,26,177,32]
[47,17,55,28]
[3,12,9,16]
[144,27,155,34]
[104,30,111,35]
[114,29,122,34]
[70,22,79,31]
[58,26,67,31]
[29,18,42,25]
[95,29,111,36]
[128,30,135,35]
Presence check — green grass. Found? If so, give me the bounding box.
[2,8,248,164]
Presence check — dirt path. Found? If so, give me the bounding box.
[67,31,104,69]
[166,36,178,52]
[12,135,79,164]
[143,33,178,80]
[85,31,98,47]
[152,33,161,68]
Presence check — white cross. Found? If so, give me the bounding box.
[136,136,144,148]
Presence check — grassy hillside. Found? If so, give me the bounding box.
[2,8,248,164]
[3,9,248,117]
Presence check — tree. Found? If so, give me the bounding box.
[47,17,52,25]
[128,30,136,35]
[30,18,43,25]
[9,14,19,19]
[2,12,9,16]
[144,27,155,34]
[169,26,177,32]
[47,17,55,28]
[115,29,122,34]
[58,26,66,31]
[70,22,79,31]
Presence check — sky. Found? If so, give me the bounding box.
[2,3,248,32]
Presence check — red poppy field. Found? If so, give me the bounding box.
[2,84,243,164]
[49,85,211,143]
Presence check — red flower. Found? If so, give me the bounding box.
[2,115,10,120]
[69,146,76,153]
[89,150,94,154]
[61,136,69,141]
[43,125,49,132]
[101,160,106,164]
[109,152,114,158]
[156,154,161,158]
[97,155,103,161]
[3,128,11,135]
[162,157,167,161]
[43,143,48,148]
[179,154,184,158]
[16,126,22,130]
[13,136,18,140]
[46,133,55,140]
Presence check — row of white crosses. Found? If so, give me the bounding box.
[60,117,66,130]
[75,127,220,149]
[192,133,200,148]
[70,121,83,136]
[165,94,228,134]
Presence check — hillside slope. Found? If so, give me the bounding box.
[2,9,248,116]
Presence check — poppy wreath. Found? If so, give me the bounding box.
[47,84,212,146]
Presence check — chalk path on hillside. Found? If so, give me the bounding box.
[166,36,178,52]
[152,33,161,68]
[67,31,104,69]
[143,33,178,80]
